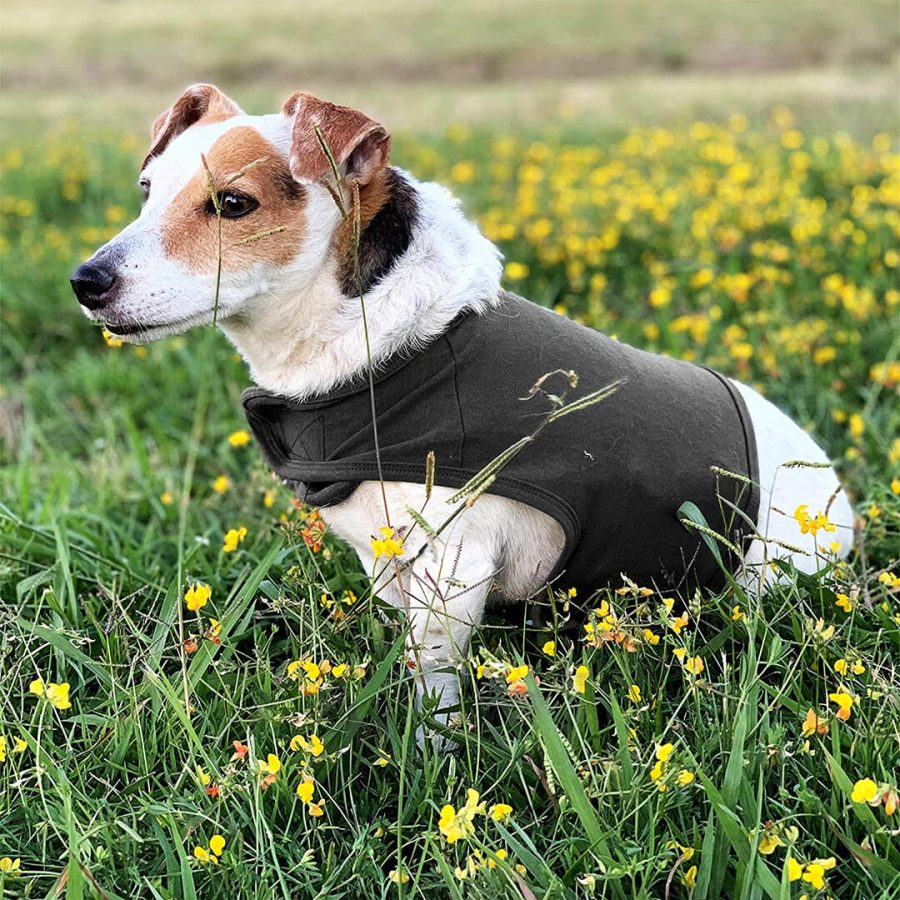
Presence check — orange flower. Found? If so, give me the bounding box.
[801,708,828,737]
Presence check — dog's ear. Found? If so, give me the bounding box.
[282,92,390,187]
[142,84,243,170]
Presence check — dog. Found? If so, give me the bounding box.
[71,84,854,733]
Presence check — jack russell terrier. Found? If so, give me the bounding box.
[71,84,853,732]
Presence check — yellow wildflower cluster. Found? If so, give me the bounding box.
[649,742,694,792]
[475,658,531,697]
[583,599,638,651]
[0,736,27,763]
[793,504,837,537]
[287,657,361,695]
[193,834,226,866]
[435,790,518,880]
[318,588,359,621]
[223,525,247,552]
[28,678,71,710]
[751,820,838,887]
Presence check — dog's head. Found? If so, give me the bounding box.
[71,84,392,342]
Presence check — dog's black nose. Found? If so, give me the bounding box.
[71,261,117,310]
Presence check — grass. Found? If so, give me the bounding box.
[2,110,900,897]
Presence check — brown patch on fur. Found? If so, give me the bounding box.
[283,91,390,186]
[142,84,243,171]
[159,126,306,275]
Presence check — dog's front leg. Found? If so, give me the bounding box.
[324,482,501,745]
[400,534,497,744]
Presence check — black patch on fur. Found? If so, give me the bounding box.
[276,168,305,203]
[339,168,418,297]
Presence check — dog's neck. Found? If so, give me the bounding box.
[220,168,502,399]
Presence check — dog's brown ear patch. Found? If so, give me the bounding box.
[142,84,243,171]
[283,92,390,186]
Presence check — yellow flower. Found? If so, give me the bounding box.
[194,834,225,865]
[835,593,853,612]
[297,734,325,757]
[848,413,864,440]
[297,777,315,803]
[684,655,704,676]
[263,488,277,508]
[758,833,783,855]
[669,612,689,635]
[193,847,216,865]
[787,858,803,881]
[0,857,21,875]
[627,684,642,703]
[891,478,900,495]
[851,659,865,675]
[196,765,211,786]
[642,628,660,645]
[793,504,836,536]
[683,865,697,888]
[388,869,410,884]
[731,605,744,621]
[101,328,123,348]
[542,640,556,657]
[0,737,5,763]
[677,769,695,786]
[438,789,485,843]
[223,526,247,552]
[371,526,404,559]
[258,753,281,776]
[332,663,348,679]
[227,430,250,447]
[212,475,231,494]
[504,261,529,280]
[878,571,900,589]
[506,664,529,684]
[834,658,848,675]
[802,862,828,891]
[656,743,674,763]
[851,777,878,804]
[29,678,71,710]
[489,803,513,822]
[308,800,325,817]
[829,690,854,721]
[373,754,391,768]
[14,738,26,753]
[572,664,589,694]
[160,490,174,505]
[185,583,211,612]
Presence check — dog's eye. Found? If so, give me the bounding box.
[139,178,150,200]
[212,191,259,219]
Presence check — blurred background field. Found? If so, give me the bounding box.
[2,0,898,138]
[1,2,899,898]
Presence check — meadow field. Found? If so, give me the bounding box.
[2,2,900,898]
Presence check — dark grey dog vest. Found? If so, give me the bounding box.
[243,293,759,595]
